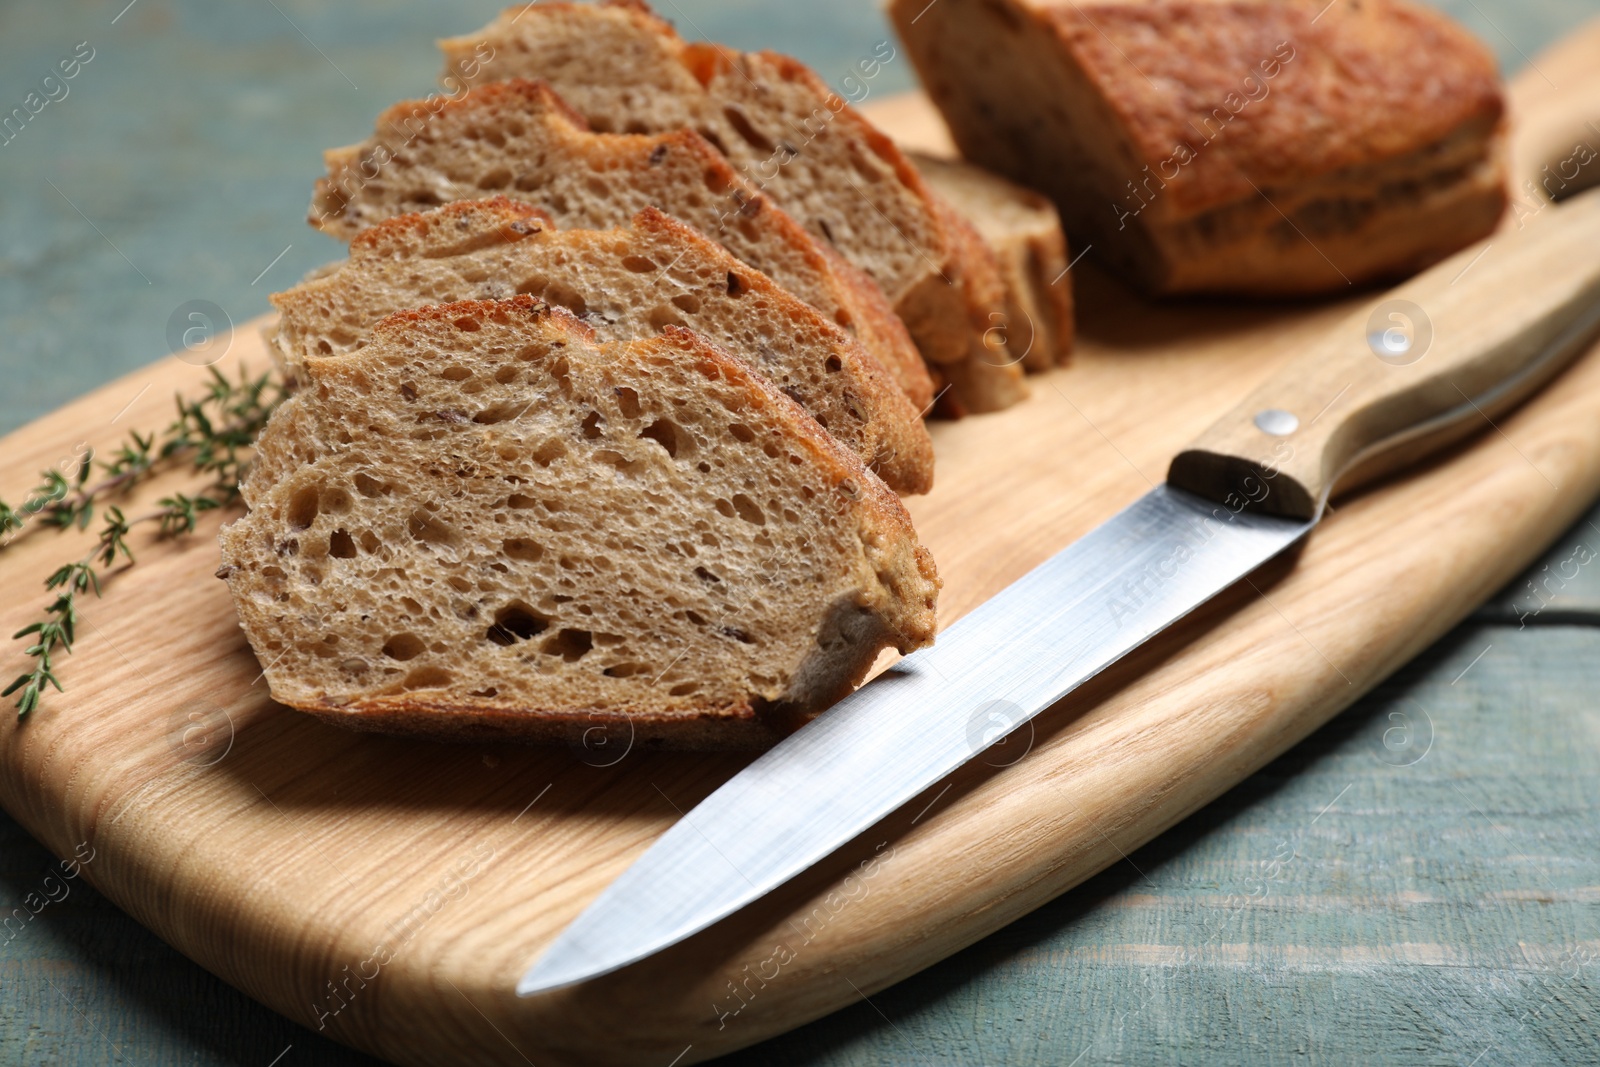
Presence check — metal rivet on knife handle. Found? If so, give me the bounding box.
[1252,408,1300,437]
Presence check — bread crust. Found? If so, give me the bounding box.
[223,296,939,749]
[893,0,1508,296]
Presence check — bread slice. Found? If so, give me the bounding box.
[921,191,1029,417]
[911,152,1075,373]
[272,198,933,495]
[220,296,940,748]
[438,2,1028,412]
[891,0,1508,296]
[309,79,932,413]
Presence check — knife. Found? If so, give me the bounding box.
[519,186,1600,996]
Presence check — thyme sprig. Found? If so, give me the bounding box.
[3,366,283,720]
[1,367,279,543]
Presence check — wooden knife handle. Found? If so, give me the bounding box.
[1168,187,1600,520]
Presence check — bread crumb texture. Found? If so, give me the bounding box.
[222,297,938,748]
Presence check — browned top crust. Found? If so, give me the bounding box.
[1037,0,1503,216]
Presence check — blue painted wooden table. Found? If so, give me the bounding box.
[3,1,1598,1063]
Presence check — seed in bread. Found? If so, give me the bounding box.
[220,296,940,748]
[891,0,1508,296]
[911,152,1075,373]
[439,2,1029,412]
[272,198,934,495]
[309,78,933,412]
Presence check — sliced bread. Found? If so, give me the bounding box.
[438,2,1027,411]
[273,198,933,494]
[309,78,932,412]
[911,152,1075,373]
[220,296,940,748]
[922,191,1029,417]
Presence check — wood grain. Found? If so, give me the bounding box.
[2,30,1600,1067]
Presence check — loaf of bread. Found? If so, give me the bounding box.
[892,0,1508,296]
[309,79,932,412]
[221,297,940,747]
[272,198,933,495]
[439,1,1028,413]
[911,152,1075,372]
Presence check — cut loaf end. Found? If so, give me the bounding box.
[892,0,1508,296]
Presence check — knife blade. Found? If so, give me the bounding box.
[519,187,1600,997]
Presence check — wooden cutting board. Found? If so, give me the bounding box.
[4,26,1600,1067]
